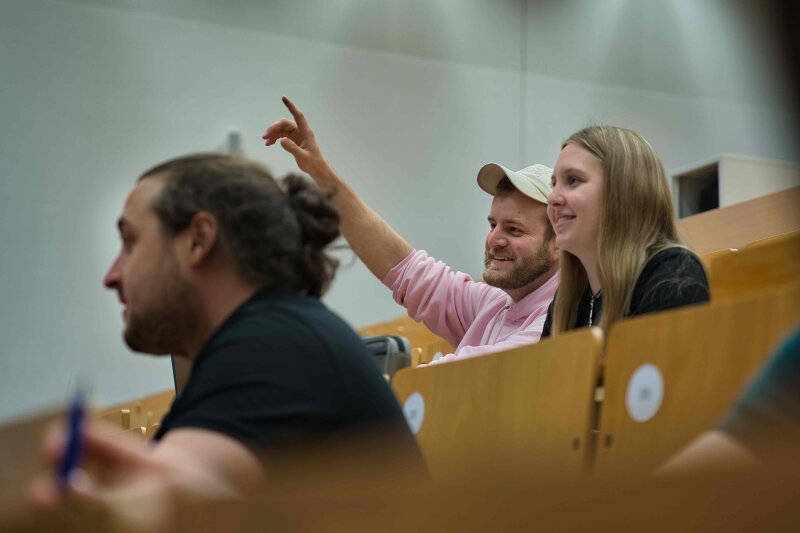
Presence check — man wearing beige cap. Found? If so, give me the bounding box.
[263,97,559,363]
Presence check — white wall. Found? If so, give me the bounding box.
[0,0,796,422]
[522,0,798,170]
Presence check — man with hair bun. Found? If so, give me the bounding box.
[30,153,416,508]
[264,97,560,364]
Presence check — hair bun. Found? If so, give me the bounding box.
[281,174,341,296]
[283,174,340,249]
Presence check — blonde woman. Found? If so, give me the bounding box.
[541,126,708,337]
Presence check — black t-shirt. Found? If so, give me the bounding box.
[154,284,411,454]
[719,328,800,462]
[541,247,709,336]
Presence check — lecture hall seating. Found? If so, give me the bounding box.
[709,229,800,300]
[678,185,800,255]
[391,328,603,482]
[94,389,175,439]
[358,315,454,367]
[5,459,800,531]
[698,247,737,279]
[2,189,799,530]
[593,282,800,478]
[418,339,454,364]
[383,188,800,481]
[170,468,800,532]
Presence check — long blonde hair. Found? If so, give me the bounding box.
[551,126,682,335]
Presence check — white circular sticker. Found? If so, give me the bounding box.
[402,392,425,434]
[625,364,664,423]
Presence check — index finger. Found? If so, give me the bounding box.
[282,96,311,133]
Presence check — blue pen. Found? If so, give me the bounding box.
[57,387,86,493]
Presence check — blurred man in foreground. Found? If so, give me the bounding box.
[31,153,418,507]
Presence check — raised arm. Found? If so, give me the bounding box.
[263,97,413,280]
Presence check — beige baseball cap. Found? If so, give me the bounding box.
[476,162,553,204]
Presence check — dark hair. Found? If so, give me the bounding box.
[495,177,555,242]
[139,153,340,297]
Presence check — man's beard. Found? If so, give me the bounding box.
[124,259,200,356]
[483,242,553,291]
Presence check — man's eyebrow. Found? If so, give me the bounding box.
[500,218,529,229]
[117,218,130,233]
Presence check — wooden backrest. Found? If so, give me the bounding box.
[699,248,737,281]
[93,389,174,439]
[154,469,800,533]
[8,465,800,531]
[418,339,457,365]
[391,328,603,482]
[677,186,800,255]
[593,283,800,479]
[358,314,418,337]
[710,229,800,300]
[745,228,800,250]
[359,315,453,366]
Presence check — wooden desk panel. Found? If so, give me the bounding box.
[595,284,800,478]
[678,186,800,255]
[392,328,603,483]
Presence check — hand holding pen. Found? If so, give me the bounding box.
[56,386,86,493]
[28,395,179,510]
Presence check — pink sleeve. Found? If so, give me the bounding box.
[382,250,499,348]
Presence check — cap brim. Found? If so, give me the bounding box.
[476,163,514,196]
[477,162,550,204]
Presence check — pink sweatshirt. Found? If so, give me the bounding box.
[382,250,559,364]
